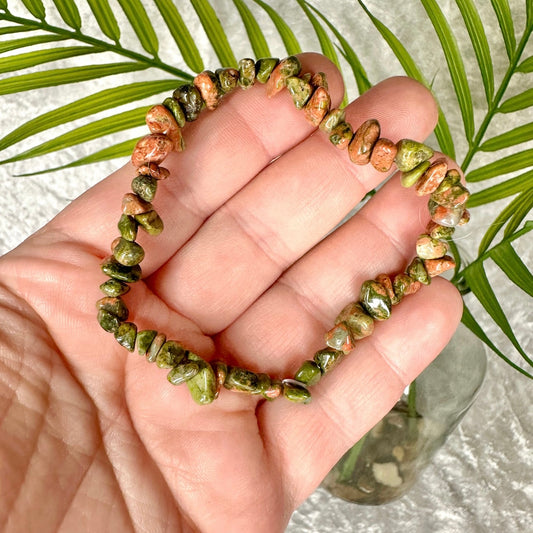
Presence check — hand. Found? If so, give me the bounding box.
[0,53,462,533]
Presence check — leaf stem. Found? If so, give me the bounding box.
[0,11,194,80]
[461,20,533,172]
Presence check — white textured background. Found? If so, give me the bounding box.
[0,1,531,532]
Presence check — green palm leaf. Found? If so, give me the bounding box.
[0,62,147,95]
[517,55,533,72]
[152,0,204,72]
[490,0,516,60]
[0,106,150,164]
[251,0,302,55]
[467,169,533,207]
[190,0,237,67]
[0,79,181,152]
[455,0,494,103]
[0,34,66,53]
[20,0,46,20]
[0,45,99,74]
[480,122,533,151]
[490,241,533,298]
[51,0,81,31]
[498,88,533,113]
[0,26,35,35]
[86,0,121,43]
[232,0,271,59]
[420,0,475,143]
[466,148,533,181]
[116,0,159,57]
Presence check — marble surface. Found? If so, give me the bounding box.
[0,1,531,532]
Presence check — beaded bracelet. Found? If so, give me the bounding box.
[96,56,470,406]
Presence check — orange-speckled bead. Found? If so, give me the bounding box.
[137,163,170,180]
[370,138,397,172]
[145,105,184,153]
[304,86,330,126]
[122,193,152,215]
[348,119,381,165]
[415,158,448,196]
[194,70,222,110]
[266,56,301,97]
[424,256,456,277]
[131,134,174,167]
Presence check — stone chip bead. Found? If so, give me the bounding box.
[112,237,145,266]
[215,67,240,93]
[131,174,157,203]
[255,57,279,83]
[428,198,464,227]
[135,210,164,235]
[294,360,322,386]
[212,361,228,397]
[238,58,256,89]
[424,256,456,277]
[145,104,183,152]
[99,279,130,297]
[167,362,201,385]
[360,280,392,321]
[320,108,345,133]
[335,302,374,340]
[224,366,261,393]
[401,160,431,188]
[304,86,330,126]
[114,322,137,351]
[101,256,142,282]
[375,274,399,305]
[431,180,470,209]
[137,163,170,180]
[314,347,343,374]
[426,220,455,240]
[282,379,311,404]
[310,71,328,89]
[406,257,430,285]
[131,134,174,167]
[193,70,222,110]
[122,193,152,216]
[392,273,421,302]
[147,333,166,362]
[172,83,204,122]
[118,214,138,241]
[262,380,283,400]
[186,352,217,405]
[266,55,301,97]
[156,340,187,369]
[370,138,397,172]
[97,309,121,333]
[325,322,354,354]
[162,97,186,128]
[286,76,313,109]
[415,158,448,196]
[96,296,129,321]
[348,119,381,165]
[136,329,157,356]
[395,139,434,173]
[330,122,353,149]
[416,234,449,260]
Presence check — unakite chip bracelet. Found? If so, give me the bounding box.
[97,56,471,406]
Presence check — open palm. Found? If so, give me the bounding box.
[0,54,462,533]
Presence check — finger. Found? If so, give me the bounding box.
[214,164,463,501]
[44,53,344,271]
[149,77,438,334]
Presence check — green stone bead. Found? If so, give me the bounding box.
[320,108,345,133]
[135,210,164,235]
[113,238,145,267]
[314,347,343,374]
[282,379,311,404]
[238,58,256,89]
[132,174,157,202]
[256,373,272,395]
[428,223,455,240]
[215,67,240,93]
[255,57,279,83]
[360,280,392,321]
[224,366,261,393]
[186,353,217,405]
[279,56,301,78]
[114,322,137,352]
[147,333,165,362]
[156,340,187,369]
[172,83,204,121]
[101,256,142,282]
[118,214,138,241]
[162,97,186,127]
[395,139,434,172]
[167,362,200,385]
[329,122,353,148]
[335,302,374,340]
[136,329,157,356]
[96,296,129,321]
[406,257,430,285]
[97,309,121,333]
[400,160,431,188]
[432,182,470,209]
[285,76,313,110]
[294,360,322,386]
[428,198,464,227]
[99,279,130,297]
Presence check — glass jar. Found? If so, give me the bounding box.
[321,321,487,505]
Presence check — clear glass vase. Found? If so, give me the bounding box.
[321,321,487,505]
